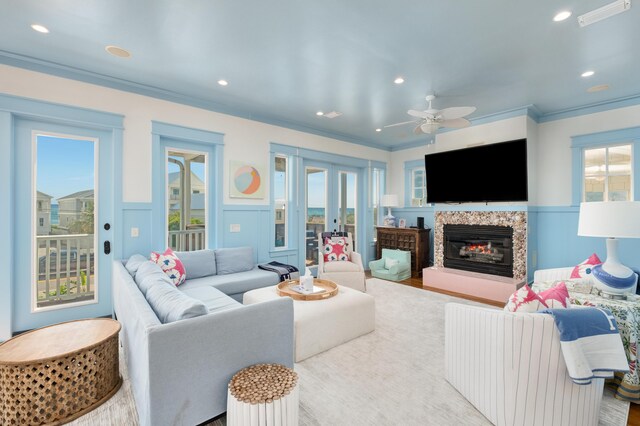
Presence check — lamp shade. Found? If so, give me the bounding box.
[381,194,399,207]
[578,201,640,238]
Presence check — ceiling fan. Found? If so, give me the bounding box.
[384,94,476,134]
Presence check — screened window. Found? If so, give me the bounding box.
[411,167,427,207]
[274,155,288,248]
[584,144,633,202]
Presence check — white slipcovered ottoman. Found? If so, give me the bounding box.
[243,285,375,362]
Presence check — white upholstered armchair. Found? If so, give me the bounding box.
[317,232,366,292]
[445,303,604,426]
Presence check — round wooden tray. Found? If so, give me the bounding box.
[277,278,338,301]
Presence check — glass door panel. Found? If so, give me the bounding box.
[305,167,328,267]
[338,171,357,250]
[167,150,207,251]
[35,135,96,309]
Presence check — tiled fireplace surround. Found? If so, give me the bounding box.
[425,210,527,303]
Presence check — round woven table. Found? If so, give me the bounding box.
[0,318,122,425]
[227,363,299,426]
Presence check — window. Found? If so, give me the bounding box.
[411,168,427,207]
[583,144,632,202]
[371,167,385,232]
[39,218,44,227]
[404,159,426,207]
[274,155,288,248]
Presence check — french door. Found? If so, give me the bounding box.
[14,119,114,332]
[303,161,360,271]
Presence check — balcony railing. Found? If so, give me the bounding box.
[36,234,95,307]
[169,228,206,251]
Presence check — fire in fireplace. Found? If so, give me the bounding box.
[444,224,513,277]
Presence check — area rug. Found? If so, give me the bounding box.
[69,278,629,425]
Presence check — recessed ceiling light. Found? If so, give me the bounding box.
[31,24,49,34]
[587,84,610,93]
[553,10,572,22]
[217,79,228,86]
[316,111,324,116]
[581,70,595,77]
[105,45,131,58]
[375,128,382,132]
[394,77,405,85]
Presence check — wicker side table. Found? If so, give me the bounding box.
[0,318,122,425]
[227,364,299,426]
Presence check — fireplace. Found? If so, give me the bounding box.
[443,224,514,277]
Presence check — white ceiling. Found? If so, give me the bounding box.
[1,0,639,150]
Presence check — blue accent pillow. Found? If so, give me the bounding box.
[174,249,216,279]
[214,247,255,275]
[144,280,207,323]
[135,261,173,295]
[125,254,149,276]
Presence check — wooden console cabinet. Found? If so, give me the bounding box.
[375,227,431,278]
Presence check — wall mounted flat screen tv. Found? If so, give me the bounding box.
[424,138,528,203]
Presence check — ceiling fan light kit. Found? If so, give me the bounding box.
[384,94,476,136]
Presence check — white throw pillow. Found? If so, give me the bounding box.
[385,258,400,270]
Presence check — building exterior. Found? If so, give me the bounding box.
[57,189,94,229]
[36,191,52,235]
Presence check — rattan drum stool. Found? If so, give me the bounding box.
[0,318,122,425]
[227,363,299,426]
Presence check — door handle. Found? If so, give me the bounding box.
[104,241,111,255]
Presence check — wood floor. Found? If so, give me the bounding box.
[369,273,640,425]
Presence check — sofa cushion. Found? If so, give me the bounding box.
[178,267,280,295]
[150,247,186,286]
[215,247,254,275]
[176,249,216,279]
[323,237,350,262]
[145,279,208,323]
[570,253,602,280]
[384,258,400,270]
[323,260,361,272]
[538,281,570,308]
[180,286,242,314]
[135,261,174,295]
[504,285,547,313]
[125,254,149,276]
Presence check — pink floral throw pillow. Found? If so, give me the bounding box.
[150,248,186,286]
[504,285,548,313]
[538,281,570,308]
[323,237,350,262]
[570,253,602,280]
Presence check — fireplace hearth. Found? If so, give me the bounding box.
[443,224,514,277]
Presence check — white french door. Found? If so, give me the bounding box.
[302,161,360,271]
[13,119,114,332]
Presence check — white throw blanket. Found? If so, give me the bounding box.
[540,307,629,384]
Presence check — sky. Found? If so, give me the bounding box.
[36,135,95,202]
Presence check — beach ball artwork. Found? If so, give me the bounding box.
[234,165,261,195]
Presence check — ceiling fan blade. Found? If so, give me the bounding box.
[438,106,476,120]
[383,120,420,128]
[413,124,425,134]
[408,109,430,119]
[440,117,471,129]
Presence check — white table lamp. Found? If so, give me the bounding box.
[578,201,640,298]
[381,194,399,227]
